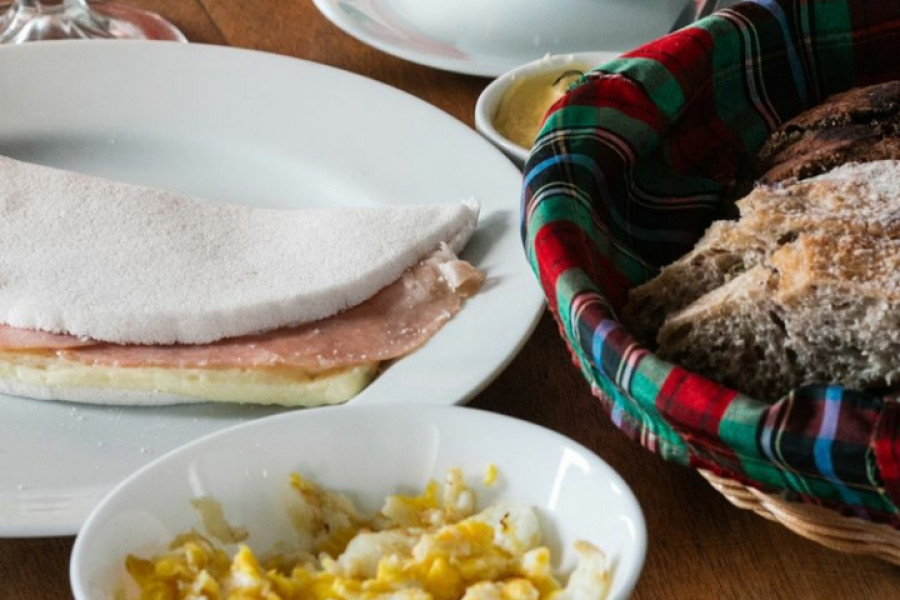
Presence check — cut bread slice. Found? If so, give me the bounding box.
[657,232,900,400]
[655,264,800,400]
[622,221,766,345]
[623,160,900,345]
[771,232,900,390]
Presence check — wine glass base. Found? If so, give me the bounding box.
[0,2,186,43]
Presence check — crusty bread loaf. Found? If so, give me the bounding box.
[754,81,900,183]
[655,264,800,399]
[623,161,900,346]
[657,231,900,399]
[624,82,900,399]
[622,222,764,345]
[727,81,900,201]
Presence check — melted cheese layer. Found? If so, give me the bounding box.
[0,352,377,406]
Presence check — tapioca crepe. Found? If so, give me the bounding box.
[0,155,483,406]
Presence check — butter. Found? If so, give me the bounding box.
[492,63,590,149]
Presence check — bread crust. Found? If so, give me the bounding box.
[632,159,900,400]
[623,160,900,347]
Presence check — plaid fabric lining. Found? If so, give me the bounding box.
[522,0,900,524]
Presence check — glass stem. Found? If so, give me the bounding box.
[0,0,185,42]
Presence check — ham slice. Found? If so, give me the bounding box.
[0,326,94,350]
[0,250,485,373]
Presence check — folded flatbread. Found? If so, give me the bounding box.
[0,156,483,406]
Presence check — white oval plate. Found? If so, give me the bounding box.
[71,404,647,600]
[312,0,687,77]
[0,41,543,537]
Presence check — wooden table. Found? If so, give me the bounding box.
[2,1,900,598]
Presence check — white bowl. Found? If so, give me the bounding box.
[314,0,685,76]
[475,51,620,167]
[70,404,646,600]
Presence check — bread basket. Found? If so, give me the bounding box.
[521,0,900,561]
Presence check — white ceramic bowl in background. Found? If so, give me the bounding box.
[71,404,646,600]
[475,51,620,167]
[313,0,685,76]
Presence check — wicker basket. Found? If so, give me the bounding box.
[699,470,900,564]
[522,0,900,559]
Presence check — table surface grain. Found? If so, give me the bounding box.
[3,1,900,599]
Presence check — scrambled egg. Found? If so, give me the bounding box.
[125,468,611,600]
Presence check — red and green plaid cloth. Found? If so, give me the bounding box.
[522,0,900,524]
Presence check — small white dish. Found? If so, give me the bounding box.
[70,404,647,600]
[312,0,686,77]
[476,51,619,167]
